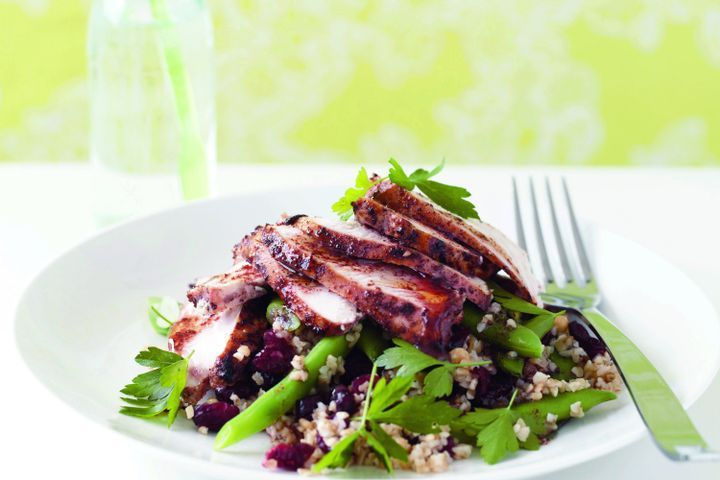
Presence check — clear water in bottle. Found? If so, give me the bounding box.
[88,0,215,225]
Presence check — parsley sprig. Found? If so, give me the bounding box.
[376,338,490,398]
[331,167,379,221]
[313,362,462,473]
[452,389,541,464]
[119,346,192,427]
[332,158,480,221]
[388,159,479,219]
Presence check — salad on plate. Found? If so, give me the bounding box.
[120,160,621,474]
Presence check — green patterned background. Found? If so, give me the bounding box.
[2,0,719,165]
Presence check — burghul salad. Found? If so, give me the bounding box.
[120,160,621,473]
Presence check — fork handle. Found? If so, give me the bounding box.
[582,308,719,461]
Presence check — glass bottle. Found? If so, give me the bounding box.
[88,0,215,225]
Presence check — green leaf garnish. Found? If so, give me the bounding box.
[314,360,462,473]
[368,420,409,462]
[371,394,463,434]
[148,296,182,336]
[331,167,379,221]
[388,158,479,219]
[332,158,479,221]
[311,430,361,472]
[452,389,617,464]
[119,346,191,427]
[474,389,520,464]
[376,338,490,398]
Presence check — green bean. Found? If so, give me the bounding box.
[524,313,556,338]
[265,296,284,321]
[357,322,389,361]
[496,354,524,376]
[214,334,350,450]
[265,296,301,331]
[514,389,617,435]
[454,389,616,438]
[480,323,544,358]
[463,303,543,358]
[461,301,485,330]
[550,351,576,380]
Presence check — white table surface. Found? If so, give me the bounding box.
[2,164,719,479]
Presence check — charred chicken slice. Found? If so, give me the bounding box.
[169,262,269,402]
[258,224,464,353]
[289,215,492,309]
[237,234,364,334]
[353,196,497,279]
[187,261,267,313]
[367,180,542,305]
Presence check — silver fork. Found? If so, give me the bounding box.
[513,177,719,462]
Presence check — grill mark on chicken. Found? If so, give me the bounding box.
[368,180,542,305]
[353,196,498,279]
[290,215,492,309]
[259,224,464,353]
[208,298,268,389]
[237,234,364,334]
[170,300,267,403]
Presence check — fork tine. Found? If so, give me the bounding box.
[529,178,554,283]
[545,177,574,282]
[561,178,593,282]
[512,177,527,251]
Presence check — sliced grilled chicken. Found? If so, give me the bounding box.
[170,300,267,403]
[208,299,267,390]
[289,215,492,309]
[368,180,543,305]
[187,261,267,313]
[169,263,269,403]
[259,224,464,353]
[238,234,364,334]
[169,302,243,403]
[353,196,497,279]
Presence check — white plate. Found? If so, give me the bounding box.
[15,186,720,479]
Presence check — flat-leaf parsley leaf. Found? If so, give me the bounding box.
[388,158,479,219]
[331,167,379,221]
[376,338,490,398]
[120,346,191,427]
[474,389,520,464]
[332,158,480,221]
[313,361,461,473]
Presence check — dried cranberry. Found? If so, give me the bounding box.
[342,349,372,382]
[193,402,240,432]
[215,379,259,403]
[522,361,538,380]
[330,384,356,414]
[295,394,323,420]
[441,436,457,457]
[473,366,491,396]
[264,442,314,471]
[259,371,285,388]
[449,324,471,349]
[252,331,294,376]
[349,373,379,396]
[569,321,606,358]
[473,371,516,408]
